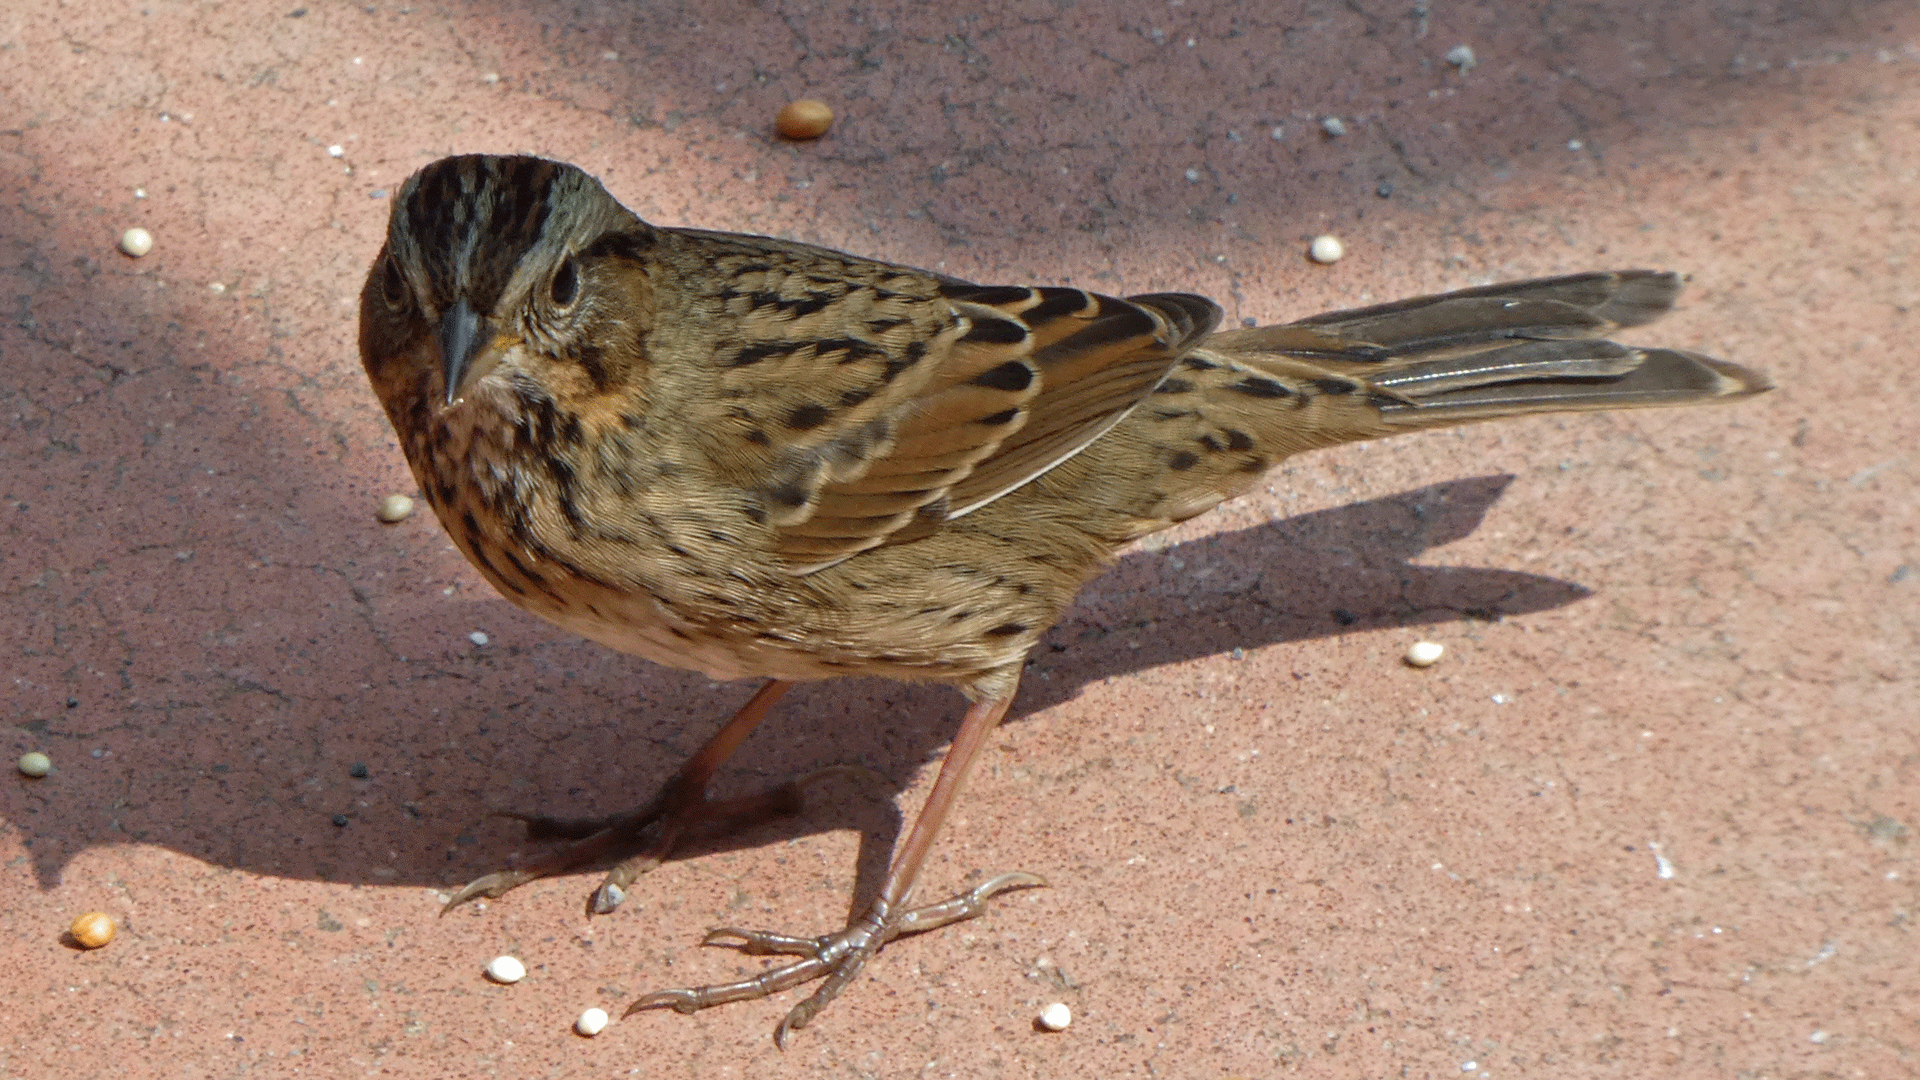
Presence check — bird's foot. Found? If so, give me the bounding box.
[440,764,883,917]
[628,870,1046,1047]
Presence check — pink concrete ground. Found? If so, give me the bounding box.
[2,2,1915,1077]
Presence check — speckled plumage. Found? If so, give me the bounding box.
[359,154,1768,1044]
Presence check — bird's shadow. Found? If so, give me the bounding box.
[11,472,1587,935]
[522,472,1584,922]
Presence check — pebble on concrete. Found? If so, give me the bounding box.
[776,99,834,140]
[70,912,115,949]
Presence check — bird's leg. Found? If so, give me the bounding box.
[629,689,1046,1048]
[442,680,867,916]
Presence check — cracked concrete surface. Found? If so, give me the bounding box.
[2,1,1916,1076]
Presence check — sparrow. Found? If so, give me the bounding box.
[358,153,1768,1044]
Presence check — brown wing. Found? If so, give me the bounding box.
[776,284,1218,572]
[658,229,1218,572]
[937,287,1220,517]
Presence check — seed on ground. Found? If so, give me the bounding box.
[18,752,51,777]
[776,99,834,139]
[1308,234,1345,264]
[575,1007,609,1036]
[70,912,115,949]
[1405,640,1446,667]
[375,493,414,523]
[1037,1001,1072,1031]
[485,955,526,983]
[119,228,154,257]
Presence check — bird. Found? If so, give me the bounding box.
[358,153,1769,1045]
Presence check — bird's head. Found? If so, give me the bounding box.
[359,154,657,424]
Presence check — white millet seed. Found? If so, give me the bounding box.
[1308,234,1345,264]
[119,227,154,258]
[1405,641,1446,667]
[1038,1002,1072,1031]
[1445,44,1477,73]
[469,631,490,647]
[375,493,415,523]
[18,752,52,777]
[575,1007,610,1036]
[484,955,526,983]
[1320,116,1347,137]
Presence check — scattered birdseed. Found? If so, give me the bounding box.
[1037,1002,1072,1031]
[1308,234,1345,264]
[1404,641,1445,667]
[133,188,147,199]
[332,813,349,827]
[375,493,415,523]
[1376,182,1394,198]
[776,99,834,140]
[1445,44,1477,73]
[469,631,489,647]
[118,227,154,258]
[1320,116,1347,137]
[485,955,527,984]
[18,752,51,777]
[1268,125,1285,141]
[328,144,345,158]
[70,912,115,949]
[349,762,369,779]
[1648,841,1675,879]
[575,1007,610,1036]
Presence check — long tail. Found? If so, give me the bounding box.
[1058,271,1770,537]
[1202,270,1769,433]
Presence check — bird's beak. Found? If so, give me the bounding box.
[438,298,505,406]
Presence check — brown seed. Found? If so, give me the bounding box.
[776,99,833,140]
[70,911,115,949]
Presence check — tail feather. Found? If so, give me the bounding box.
[1287,269,1685,344]
[1204,270,1770,431]
[1043,270,1769,540]
[1369,343,1766,426]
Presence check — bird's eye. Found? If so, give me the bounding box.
[550,257,580,310]
[380,256,409,311]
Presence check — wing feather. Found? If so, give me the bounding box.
[659,230,1219,572]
